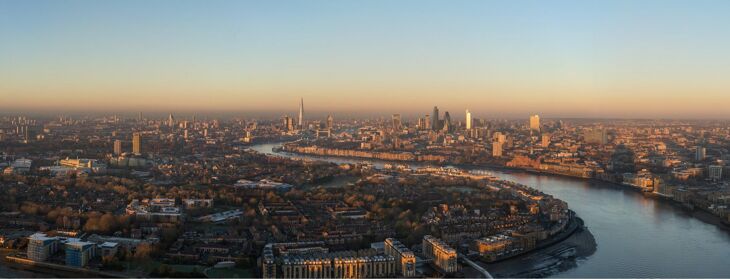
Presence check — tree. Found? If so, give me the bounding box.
[99,213,118,233]
[84,216,100,232]
[150,264,173,277]
[134,243,155,261]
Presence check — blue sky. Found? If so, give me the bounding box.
[1,0,730,118]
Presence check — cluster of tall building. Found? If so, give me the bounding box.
[412,107,480,132]
[282,98,309,132]
[110,132,142,156]
[282,115,296,132]
[415,106,461,132]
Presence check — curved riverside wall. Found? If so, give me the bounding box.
[4,256,125,278]
[275,143,730,230]
[252,142,730,277]
[481,213,583,265]
[280,144,587,264]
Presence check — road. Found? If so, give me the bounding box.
[459,254,493,279]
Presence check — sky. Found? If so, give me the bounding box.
[1,0,730,119]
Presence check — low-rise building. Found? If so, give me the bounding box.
[472,234,518,262]
[709,165,723,181]
[126,199,182,223]
[65,240,96,267]
[59,158,107,173]
[99,242,120,259]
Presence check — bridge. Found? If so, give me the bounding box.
[459,254,493,279]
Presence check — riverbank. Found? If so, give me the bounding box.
[480,213,584,265]
[3,255,126,278]
[499,167,730,233]
[462,216,587,278]
[485,223,598,278]
[259,144,596,274]
[469,163,730,233]
[0,250,60,278]
[250,142,730,277]
[278,146,730,234]
[264,146,595,270]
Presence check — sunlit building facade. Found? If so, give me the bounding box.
[465,109,472,130]
[27,233,59,262]
[132,132,141,155]
[529,114,540,133]
[422,235,458,274]
[262,242,397,279]
[383,238,416,277]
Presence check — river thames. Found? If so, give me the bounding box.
[251,143,730,278]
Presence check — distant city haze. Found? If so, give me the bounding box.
[2,0,730,119]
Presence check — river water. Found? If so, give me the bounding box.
[251,143,730,278]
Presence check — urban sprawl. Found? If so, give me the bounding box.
[1,100,729,278]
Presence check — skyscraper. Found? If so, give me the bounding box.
[541,134,550,147]
[492,141,503,157]
[168,113,175,128]
[529,114,540,133]
[326,114,334,129]
[113,139,122,155]
[298,98,304,129]
[432,106,440,131]
[132,132,141,155]
[709,165,723,181]
[392,114,402,130]
[493,132,506,144]
[283,115,294,132]
[696,146,706,161]
[443,111,452,132]
[465,109,472,130]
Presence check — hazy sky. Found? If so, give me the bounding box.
[2,0,730,119]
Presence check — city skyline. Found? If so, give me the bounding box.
[2,1,730,278]
[8,103,730,121]
[3,0,730,118]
